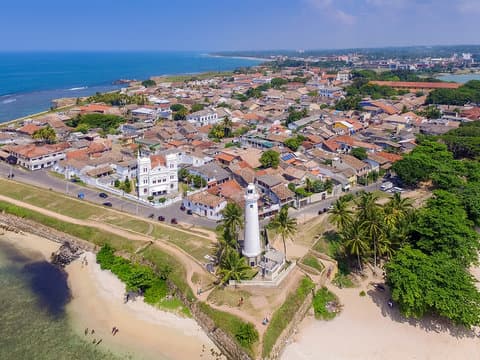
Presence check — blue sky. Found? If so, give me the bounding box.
[1,0,479,51]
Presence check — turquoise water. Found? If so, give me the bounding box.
[0,52,261,122]
[0,239,121,360]
[437,73,480,83]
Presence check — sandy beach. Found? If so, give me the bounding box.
[0,230,220,360]
[282,273,480,360]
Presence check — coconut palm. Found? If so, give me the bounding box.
[217,249,250,285]
[269,205,297,260]
[360,207,385,269]
[223,116,233,137]
[220,202,244,246]
[385,192,413,226]
[341,221,369,271]
[355,191,380,223]
[329,197,353,232]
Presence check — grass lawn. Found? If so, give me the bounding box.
[312,287,339,320]
[0,179,214,262]
[302,255,324,272]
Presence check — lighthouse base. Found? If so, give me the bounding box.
[242,251,262,267]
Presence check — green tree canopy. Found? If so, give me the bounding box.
[260,150,280,169]
[32,126,57,144]
[351,147,368,160]
[386,246,480,329]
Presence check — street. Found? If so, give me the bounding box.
[0,162,381,230]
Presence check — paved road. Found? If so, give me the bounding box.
[0,162,382,230]
[0,163,215,228]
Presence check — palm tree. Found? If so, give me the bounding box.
[329,197,353,232]
[217,249,250,285]
[385,192,413,227]
[305,177,313,193]
[269,205,297,260]
[355,191,380,223]
[220,202,244,247]
[341,221,368,271]
[360,207,385,269]
[223,116,233,138]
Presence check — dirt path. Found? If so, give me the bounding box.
[0,194,212,302]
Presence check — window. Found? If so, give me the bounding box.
[250,204,254,209]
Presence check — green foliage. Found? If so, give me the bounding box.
[208,123,225,140]
[286,107,308,125]
[268,205,298,259]
[312,287,338,320]
[262,277,314,358]
[417,105,441,119]
[386,246,480,329]
[359,290,366,296]
[217,249,250,284]
[302,255,324,272]
[271,77,288,88]
[283,134,306,151]
[426,80,480,106]
[408,191,480,267]
[335,95,362,111]
[441,121,480,159]
[32,126,56,144]
[66,113,124,133]
[114,179,121,188]
[259,149,280,169]
[86,92,148,106]
[332,273,355,288]
[198,302,257,355]
[190,103,205,112]
[170,103,186,112]
[143,279,169,304]
[141,79,156,88]
[351,147,368,160]
[235,323,259,347]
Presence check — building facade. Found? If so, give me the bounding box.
[186,109,219,127]
[137,153,178,198]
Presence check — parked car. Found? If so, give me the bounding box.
[170,218,178,224]
[70,178,79,183]
[180,205,186,211]
[99,192,108,198]
[77,192,85,199]
[158,215,165,222]
[380,181,394,191]
[102,202,112,207]
[186,209,193,215]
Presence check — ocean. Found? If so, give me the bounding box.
[0,52,261,122]
[437,73,480,83]
[0,238,121,360]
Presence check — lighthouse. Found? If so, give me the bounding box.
[243,183,262,266]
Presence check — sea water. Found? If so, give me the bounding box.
[0,51,261,122]
[0,239,122,360]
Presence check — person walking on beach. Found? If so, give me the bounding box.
[91,329,95,335]
[113,328,119,336]
[111,326,117,334]
[84,328,88,336]
[96,339,102,346]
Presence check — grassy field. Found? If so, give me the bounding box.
[153,71,233,83]
[302,255,324,272]
[0,179,213,262]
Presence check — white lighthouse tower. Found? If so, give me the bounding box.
[243,183,262,266]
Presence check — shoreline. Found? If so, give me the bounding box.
[0,230,221,360]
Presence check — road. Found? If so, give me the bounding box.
[0,162,381,230]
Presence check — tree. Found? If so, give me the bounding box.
[351,147,367,160]
[141,79,156,88]
[32,126,57,144]
[269,205,297,260]
[341,221,368,271]
[223,116,233,138]
[191,103,205,112]
[220,202,244,246]
[386,246,480,329]
[328,197,353,232]
[178,168,189,182]
[217,249,250,284]
[270,77,288,89]
[284,137,302,151]
[259,150,280,169]
[123,177,132,193]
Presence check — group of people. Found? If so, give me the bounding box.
[80,256,88,267]
[83,325,120,346]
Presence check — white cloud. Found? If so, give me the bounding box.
[306,0,356,25]
[458,0,480,13]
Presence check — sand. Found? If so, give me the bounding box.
[0,231,221,360]
[283,273,480,360]
[66,251,221,360]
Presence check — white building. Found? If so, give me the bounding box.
[243,183,262,266]
[336,70,351,83]
[5,143,68,171]
[186,109,219,127]
[182,191,227,220]
[137,153,178,198]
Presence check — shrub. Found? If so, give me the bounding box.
[312,287,338,320]
[359,290,366,297]
[144,279,169,304]
[302,255,324,272]
[235,323,259,347]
